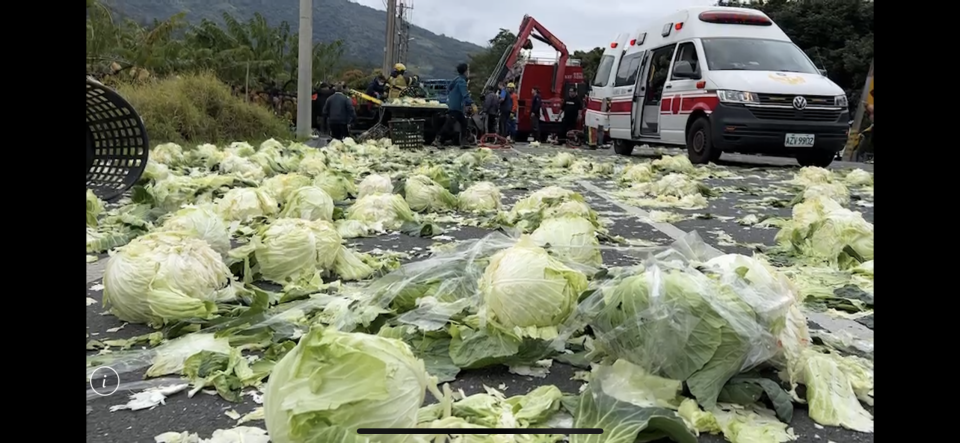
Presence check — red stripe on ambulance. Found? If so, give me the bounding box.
[660,95,719,115]
[610,101,632,113]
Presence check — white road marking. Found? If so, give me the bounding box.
[577,181,698,243]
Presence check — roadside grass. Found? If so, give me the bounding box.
[115,72,293,147]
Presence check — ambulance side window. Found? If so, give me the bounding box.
[592,55,615,87]
[614,53,644,87]
[670,42,700,80]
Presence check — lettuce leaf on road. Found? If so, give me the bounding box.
[571,382,696,443]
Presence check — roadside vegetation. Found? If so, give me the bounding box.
[114,73,292,145]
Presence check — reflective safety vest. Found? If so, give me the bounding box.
[387,74,408,100]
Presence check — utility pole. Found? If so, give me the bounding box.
[296,0,313,139]
[397,1,413,65]
[397,2,405,65]
[383,0,397,74]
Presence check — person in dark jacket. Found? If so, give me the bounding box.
[314,83,334,134]
[561,87,582,140]
[322,85,356,141]
[529,86,543,142]
[437,63,475,147]
[482,86,500,134]
[366,75,386,99]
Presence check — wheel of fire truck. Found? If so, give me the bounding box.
[796,149,836,168]
[686,117,720,165]
[613,139,635,156]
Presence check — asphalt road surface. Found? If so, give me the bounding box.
[85,144,874,443]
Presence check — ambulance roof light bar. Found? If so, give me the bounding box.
[698,11,772,26]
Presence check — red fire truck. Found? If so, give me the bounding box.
[482,16,587,141]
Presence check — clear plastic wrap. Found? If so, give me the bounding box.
[366,231,645,332]
[364,232,517,328]
[557,233,796,407]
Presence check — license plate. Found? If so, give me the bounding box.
[784,133,815,147]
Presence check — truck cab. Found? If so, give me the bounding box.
[420,79,451,104]
[587,6,849,167]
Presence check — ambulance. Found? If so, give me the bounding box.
[584,6,849,167]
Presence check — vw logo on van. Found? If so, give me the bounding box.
[792,96,807,110]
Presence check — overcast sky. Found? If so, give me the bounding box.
[349,0,721,51]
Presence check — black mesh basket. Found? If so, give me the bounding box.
[86,77,149,201]
[357,122,390,143]
[389,118,425,149]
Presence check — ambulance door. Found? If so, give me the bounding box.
[660,41,703,144]
[633,44,679,138]
[608,50,645,140]
[585,34,629,145]
[584,57,616,133]
[630,51,653,139]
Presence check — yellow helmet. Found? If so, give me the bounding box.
[394,63,406,71]
[507,82,516,88]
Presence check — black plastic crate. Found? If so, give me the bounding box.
[389,118,425,149]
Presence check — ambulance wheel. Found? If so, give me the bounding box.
[686,117,717,164]
[796,149,836,168]
[613,139,635,156]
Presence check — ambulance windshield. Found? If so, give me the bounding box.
[701,38,818,74]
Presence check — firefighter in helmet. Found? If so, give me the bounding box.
[387,63,409,100]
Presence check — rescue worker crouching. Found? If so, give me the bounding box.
[436,63,476,148]
[387,63,409,101]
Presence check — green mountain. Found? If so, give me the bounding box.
[105,0,484,77]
